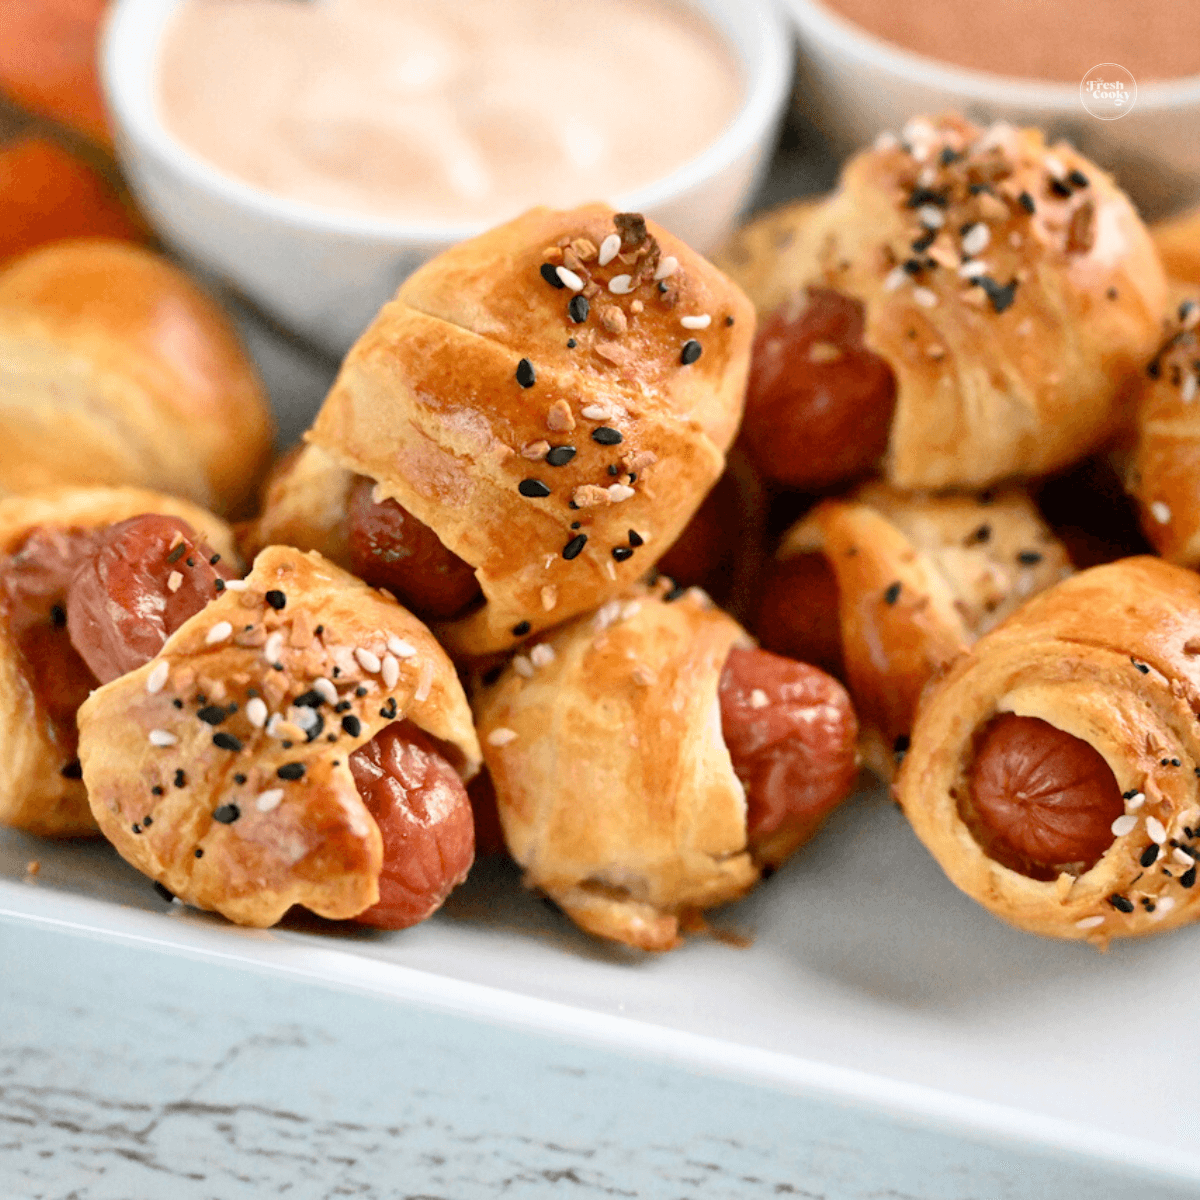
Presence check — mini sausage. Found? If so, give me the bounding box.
[718,646,858,865]
[963,712,1124,877]
[66,514,235,684]
[348,720,475,928]
[755,552,844,680]
[739,288,896,491]
[346,476,481,622]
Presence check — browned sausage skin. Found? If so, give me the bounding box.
[64,513,472,928]
[963,713,1124,880]
[740,288,896,491]
[718,646,859,866]
[346,475,481,622]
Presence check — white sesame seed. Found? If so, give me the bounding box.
[958,259,988,278]
[608,274,634,295]
[607,483,635,502]
[1182,373,1198,403]
[556,266,584,291]
[620,601,642,621]
[513,655,534,679]
[530,643,556,668]
[1044,154,1067,179]
[680,314,711,330]
[355,647,381,674]
[387,635,416,658]
[414,657,433,703]
[961,223,990,256]
[487,727,518,747]
[1126,792,1146,810]
[381,653,400,690]
[264,631,284,665]
[205,621,233,645]
[883,266,909,292]
[1111,814,1138,836]
[291,706,319,733]
[1147,816,1168,844]
[1151,501,1172,525]
[313,677,338,705]
[598,233,621,266]
[912,287,938,308]
[581,403,613,421]
[167,571,183,593]
[255,788,284,813]
[222,579,249,592]
[145,661,170,695]
[148,729,177,747]
[594,600,623,631]
[749,688,770,709]
[265,713,285,739]
[246,697,268,728]
[917,205,944,229]
[1157,895,1177,914]
[1173,848,1195,867]
[654,255,679,281]
[1075,915,1105,930]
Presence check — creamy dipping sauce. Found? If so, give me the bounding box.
[820,0,1200,83]
[158,0,743,224]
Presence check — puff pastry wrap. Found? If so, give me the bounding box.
[0,486,239,836]
[897,558,1200,944]
[474,583,763,952]
[1125,299,1200,565]
[254,204,754,656]
[0,239,274,515]
[775,484,1071,778]
[78,546,480,927]
[716,114,1167,489]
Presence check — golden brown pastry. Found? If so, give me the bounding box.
[0,486,239,835]
[78,546,481,928]
[473,582,859,951]
[254,204,755,657]
[1152,205,1200,289]
[1125,299,1200,565]
[758,483,1071,778]
[717,114,1168,492]
[897,557,1200,944]
[0,238,274,514]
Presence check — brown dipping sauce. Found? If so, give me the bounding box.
[819,0,1200,83]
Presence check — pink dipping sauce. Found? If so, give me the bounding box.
[157,0,743,224]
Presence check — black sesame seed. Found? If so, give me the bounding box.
[903,258,924,276]
[153,882,175,903]
[281,739,292,747]
[194,848,204,858]
[214,579,226,593]
[607,464,619,476]
[545,445,576,467]
[1123,789,1139,800]
[1182,866,1197,888]
[166,542,187,564]
[1017,191,1036,214]
[355,685,368,698]
[512,620,531,637]
[906,186,948,208]
[967,523,991,544]
[1148,359,1161,379]
[151,785,165,796]
[977,276,1018,314]
[173,699,184,709]
[515,358,536,388]
[884,581,902,605]
[294,689,324,708]
[341,715,362,737]
[264,589,287,610]
[1068,169,1089,189]
[911,230,936,253]
[213,732,243,752]
[566,338,577,349]
[273,662,285,671]
[1106,287,1119,301]
[303,713,325,743]
[570,521,581,529]
[939,146,960,166]
[212,803,240,824]
[1132,659,1150,675]
[592,426,623,445]
[334,700,351,713]
[60,759,82,779]
[562,534,587,560]
[664,583,687,602]
[1049,178,1072,198]
[131,823,141,835]
[1108,893,1135,913]
[209,553,221,565]
[612,547,634,562]
[725,315,735,327]
[174,769,187,789]
[568,294,589,323]
[1017,550,1043,565]
[326,733,337,742]
[234,773,247,785]
[540,262,565,288]
[518,478,552,498]
[50,604,66,628]
[196,704,227,725]
[1141,844,1160,867]
[680,339,702,366]
[277,762,305,781]
[658,280,669,293]
[968,182,993,196]
[185,558,194,568]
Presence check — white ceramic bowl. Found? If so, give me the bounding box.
[100,0,792,358]
[781,0,1200,220]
